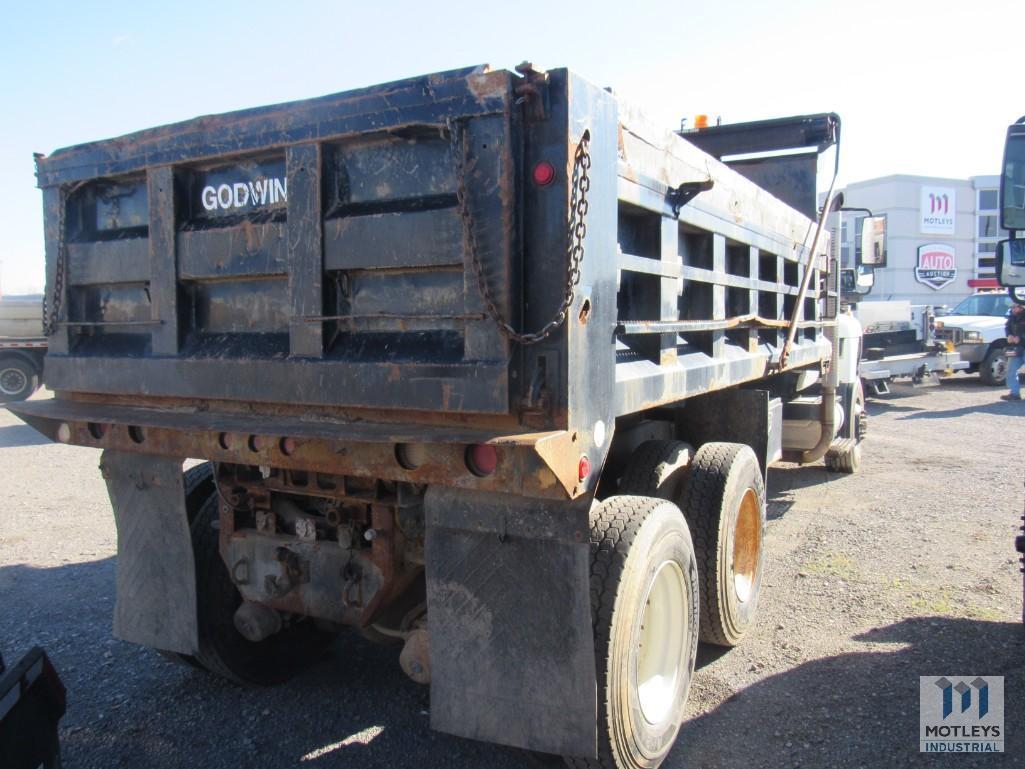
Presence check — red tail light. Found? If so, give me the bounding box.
[578,455,591,481]
[466,444,499,476]
[532,161,556,186]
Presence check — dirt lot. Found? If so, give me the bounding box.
[1,376,1023,768]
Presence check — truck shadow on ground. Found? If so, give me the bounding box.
[671,616,1025,769]
[0,558,547,769]
[938,376,1002,392]
[765,465,837,521]
[4,560,1024,769]
[864,397,927,415]
[0,422,51,448]
[897,398,1024,420]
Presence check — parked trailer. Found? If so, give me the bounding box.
[0,295,46,401]
[855,301,966,396]
[12,64,866,768]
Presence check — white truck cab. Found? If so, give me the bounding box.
[934,291,1014,385]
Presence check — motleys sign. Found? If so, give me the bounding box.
[915,243,957,290]
[201,177,287,211]
[920,186,956,234]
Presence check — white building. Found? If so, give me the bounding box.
[832,174,1007,307]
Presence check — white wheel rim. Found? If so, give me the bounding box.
[635,559,688,725]
[0,366,27,396]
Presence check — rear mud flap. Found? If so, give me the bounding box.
[101,450,197,655]
[424,487,597,757]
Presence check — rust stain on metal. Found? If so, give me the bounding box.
[12,397,584,500]
[465,70,509,104]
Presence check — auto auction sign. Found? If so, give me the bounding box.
[915,243,957,290]
[920,186,956,234]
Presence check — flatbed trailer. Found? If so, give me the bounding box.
[0,296,46,401]
[11,64,865,768]
[860,350,967,394]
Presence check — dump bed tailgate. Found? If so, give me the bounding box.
[38,66,519,414]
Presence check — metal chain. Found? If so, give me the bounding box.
[454,125,591,345]
[42,185,74,337]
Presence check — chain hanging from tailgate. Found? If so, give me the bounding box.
[41,182,83,337]
[453,125,590,346]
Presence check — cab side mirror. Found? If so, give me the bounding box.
[858,215,887,268]
[997,239,1025,287]
[841,266,875,297]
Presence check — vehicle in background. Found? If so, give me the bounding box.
[994,115,1025,619]
[0,294,46,402]
[837,216,965,394]
[855,300,966,395]
[932,291,1014,385]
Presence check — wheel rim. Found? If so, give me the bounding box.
[0,367,27,396]
[635,559,688,725]
[732,488,761,603]
[994,357,1007,381]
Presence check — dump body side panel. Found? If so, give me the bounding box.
[611,104,834,418]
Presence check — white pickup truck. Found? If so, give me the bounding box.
[0,295,46,401]
[933,291,1015,385]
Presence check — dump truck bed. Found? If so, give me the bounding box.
[21,64,831,500]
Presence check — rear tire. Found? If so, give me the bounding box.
[190,495,335,685]
[0,358,37,402]
[617,440,694,499]
[565,496,698,769]
[183,462,215,526]
[678,443,765,648]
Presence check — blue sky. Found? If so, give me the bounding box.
[0,0,1020,293]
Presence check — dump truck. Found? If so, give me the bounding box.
[11,64,868,768]
[0,294,46,401]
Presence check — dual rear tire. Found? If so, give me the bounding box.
[571,441,766,768]
[618,440,766,647]
[570,496,699,769]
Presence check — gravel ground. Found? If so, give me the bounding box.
[2,376,1023,768]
